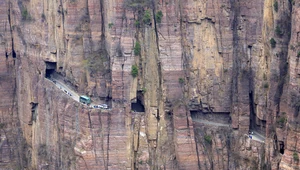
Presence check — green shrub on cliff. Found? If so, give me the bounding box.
[178,77,185,84]
[108,23,114,29]
[143,10,151,24]
[131,65,138,77]
[204,135,212,145]
[21,8,32,21]
[277,117,286,128]
[293,152,299,161]
[270,38,276,48]
[134,41,141,56]
[124,0,152,11]
[156,10,163,23]
[297,51,300,58]
[274,1,278,12]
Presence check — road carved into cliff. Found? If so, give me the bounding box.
[46,77,106,109]
[192,119,265,143]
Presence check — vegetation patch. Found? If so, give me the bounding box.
[155,10,163,23]
[131,65,138,77]
[123,0,152,12]
[135,20,140,27]
[108,23,114,29]
[204,135,212,145]
[293,152,299,161]
[277,116,286,128]
[270,38,276,48]
[297,51,300,58]
[178,77,185,84]
[274,1,278,12]
[21,8,32,21]
[142,87,147,94]
[134,41,141,56]
[143,10,151,24]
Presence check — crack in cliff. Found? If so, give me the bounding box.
[106,112,111,170]
[230,0,240,106]
[99,0,106,47]
[97,110,108,170]
[152,0,159,53]
[59,0,66,49]
[7,1,16,59]
[87,110,99,165]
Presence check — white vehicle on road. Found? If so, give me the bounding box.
[98,104,108,109]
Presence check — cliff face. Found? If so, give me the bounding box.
[0,0,299,169]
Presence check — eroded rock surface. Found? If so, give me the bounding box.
[0,0,299,169]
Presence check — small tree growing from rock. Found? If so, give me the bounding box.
[270,38,276,48]
[178,77,185,84]
[143,10,151,24]
[204,135,212,145]
[293,152,299,162]
[156,10,163,23]
[134,41,141,56]
[131,65,138,77]
[274,1,278,12]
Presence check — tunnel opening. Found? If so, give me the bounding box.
[279,141,285,154]
[131,99,145,112]
[45,61,57,78]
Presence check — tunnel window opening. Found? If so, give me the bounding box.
[131,99,145,112]
[5,52,8,58]
[190,111,197,119]
[279,141,285,154]
[12,50,16,58]
[45,61,57,78]
[29,102,38,125]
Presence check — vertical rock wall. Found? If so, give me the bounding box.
[0,0,299,169]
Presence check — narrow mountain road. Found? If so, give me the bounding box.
[193,119,230,127]
[251,131,265,143]
[193,119,266,143]
[53,78,80,102]
[48,78,98,108]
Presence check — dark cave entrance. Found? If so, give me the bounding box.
[45,61,57,78]
[131,99,145,112]
[279,141,285,154]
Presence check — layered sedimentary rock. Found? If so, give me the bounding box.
[0,0,299,169]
